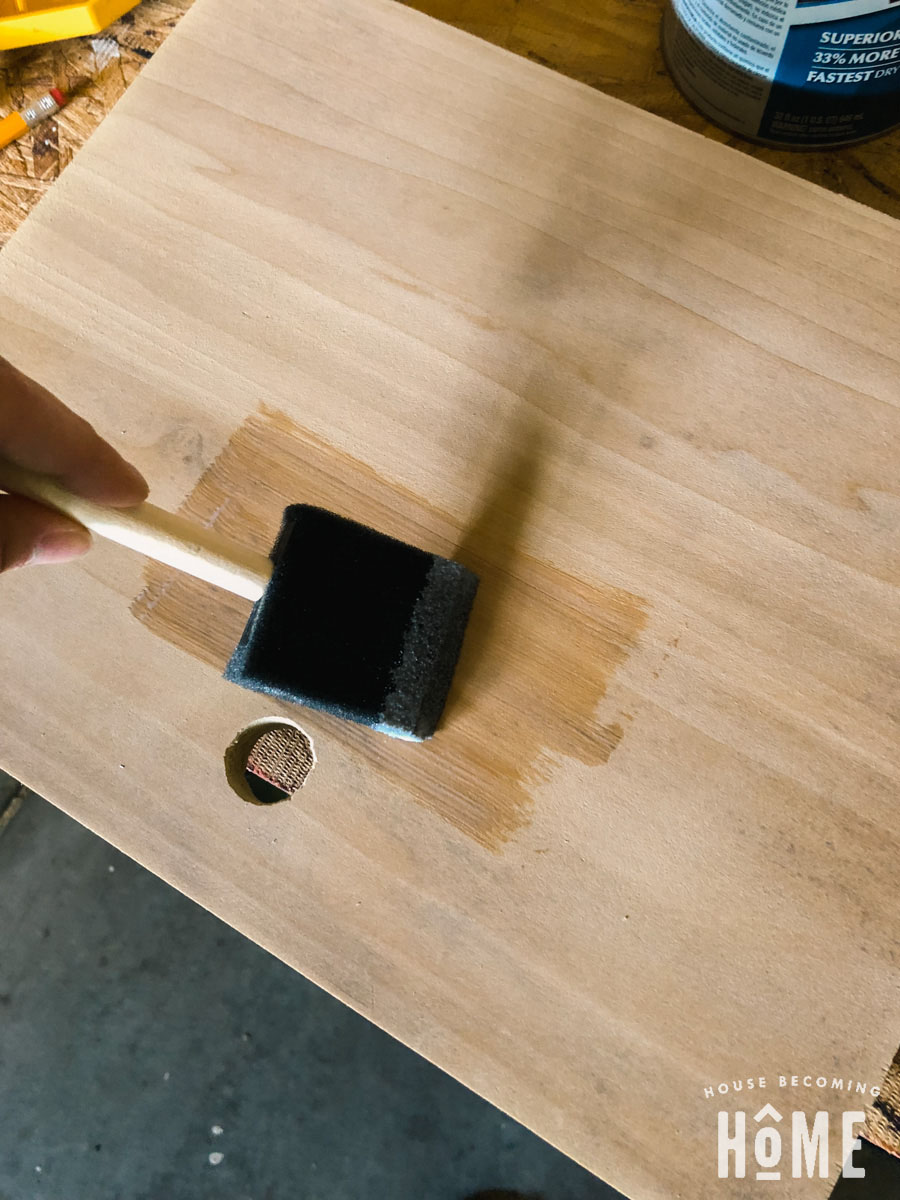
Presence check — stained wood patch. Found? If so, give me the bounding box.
[132,408,648,849]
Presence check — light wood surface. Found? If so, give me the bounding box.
[406,0,900,218]
[0,1,898,1196]
[3,0,900,246]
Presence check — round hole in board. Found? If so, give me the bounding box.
[224,718,316,806]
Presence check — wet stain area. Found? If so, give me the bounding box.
[132,409,648,850]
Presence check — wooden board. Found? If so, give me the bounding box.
[405,0,900,221]
[0,0,898,1195]
[3,0,900,246]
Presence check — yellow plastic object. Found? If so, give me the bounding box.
[0,110,28,147]
[0,0,138,50]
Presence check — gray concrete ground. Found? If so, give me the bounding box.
[0,774,623,1200]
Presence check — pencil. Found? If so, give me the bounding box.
[0,88,67,150]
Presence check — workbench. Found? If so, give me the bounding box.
[1,2,898,1197]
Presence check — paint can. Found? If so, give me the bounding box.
[662,0,900,147]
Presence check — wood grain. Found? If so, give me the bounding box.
[405,0,900,218]
[0,1,898,1196]
[2,0,900,246]
[131,408,648,848]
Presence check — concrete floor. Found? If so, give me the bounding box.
[0,774,623,1200]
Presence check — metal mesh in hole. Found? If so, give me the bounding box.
[246,727,315,796]
[867,1043,900,1157]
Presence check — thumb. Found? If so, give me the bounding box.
[0,494,92,573]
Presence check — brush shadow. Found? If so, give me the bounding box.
[434,102,663,739]
[436,353,646,803]
[446,401,551,719]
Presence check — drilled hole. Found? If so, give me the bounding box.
[224,719,315,805]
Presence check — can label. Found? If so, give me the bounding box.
[663,0,900,144]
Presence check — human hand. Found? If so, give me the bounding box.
[0,357,148,572]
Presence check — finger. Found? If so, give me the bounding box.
[0,357,149,507]
[0,494,92,573]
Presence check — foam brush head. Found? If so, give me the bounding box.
[224,505,479,740]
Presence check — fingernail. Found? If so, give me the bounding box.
[104,463,149,507]
[123,461,150,500]
[29,529,92,565]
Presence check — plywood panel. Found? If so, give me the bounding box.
[404,0,900,221]
[0,1,898,1195]
[4,0,900,246]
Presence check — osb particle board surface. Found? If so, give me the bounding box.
[0,0,898,1196]
[0,0,192,247]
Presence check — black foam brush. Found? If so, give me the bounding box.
[225,505,478,739]
[0,462,478,740]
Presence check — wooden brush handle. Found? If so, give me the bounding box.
[0,460,272,603]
